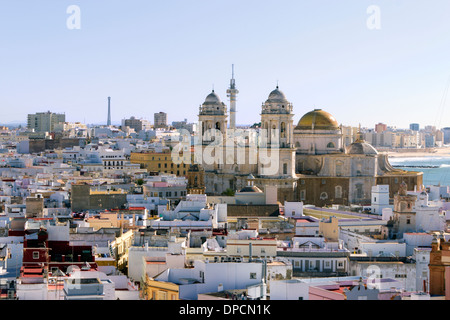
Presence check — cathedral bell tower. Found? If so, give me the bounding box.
[259,86,295,178]
[198,90,228,145]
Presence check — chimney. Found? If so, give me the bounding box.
[107,96,111,126]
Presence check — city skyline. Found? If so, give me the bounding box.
[2,1,450,128]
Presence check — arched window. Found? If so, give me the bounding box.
[281,122,286,138]
[336,162,343,176]
[215,122,221,130]
[335,186,342,199]
[295,142,301,148]
[327,142,335,148]
[320,192,328,200]
[283,163,288,175]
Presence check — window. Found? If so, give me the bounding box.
[336,162,343,176]
[407,218,411,225]
[33,251,39,259]
[261,248,266,254]
[281,122,286,138]
[324,261,331,268]
[337,261,344,268]
[300,190,306,201]
[250,273,257,279]
[335,186,342,199]
[283,163,288,175]
[327,142,335,148]
[358,296,368,300]
[356,184,363,199]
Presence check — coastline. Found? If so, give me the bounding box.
[386,147,450,158]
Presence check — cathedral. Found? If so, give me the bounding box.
[193,72,423,206]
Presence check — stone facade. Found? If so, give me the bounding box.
[195,86,423,207]
[71,184,128,212]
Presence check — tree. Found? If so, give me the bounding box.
[222,188,235,196]
[136,179,144,186]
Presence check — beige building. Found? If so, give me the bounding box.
[226,238,278,259]
[390,182,418,239]
[194,85,422,207]
[27,111,65,133]
[319,216,339,242]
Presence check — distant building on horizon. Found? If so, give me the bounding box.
[410,123,419,131]
[172,118,195,133]
[375,123,387,133]
[442,127,450,145]
[154,112,168,129]
[27,111,65,133]
[122,116,151,133]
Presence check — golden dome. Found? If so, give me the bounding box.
[295,109,339,131]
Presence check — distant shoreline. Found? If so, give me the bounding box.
[387,147,450,158]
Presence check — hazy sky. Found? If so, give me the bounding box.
[1,0,450,129]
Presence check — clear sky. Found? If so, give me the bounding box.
[1,0,450,129]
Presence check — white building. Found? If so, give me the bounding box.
[350,261,416,292]
[127,237,186,283]
[284,201,303,218]
[153,260,265,300]
[413,247,431,293]
[371,185,392,215]
[403,232,433,256]
[147,194,227,231]
[428,185,450,201]
[414,191,446,233]
[359,241,406,258]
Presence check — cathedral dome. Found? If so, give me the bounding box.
[204,91,221,104]
[266,86,288,103]
[296,109,339,131]
[345,140,378,155]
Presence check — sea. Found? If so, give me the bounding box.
[388,156,450,187]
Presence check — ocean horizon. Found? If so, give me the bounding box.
[388,156,450,188]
